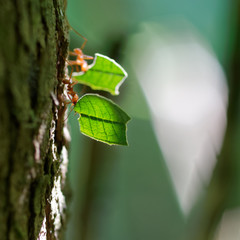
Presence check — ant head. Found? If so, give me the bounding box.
[74,48,83,55]
[72,94,79,104]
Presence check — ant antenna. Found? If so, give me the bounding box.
[66,18,87,50]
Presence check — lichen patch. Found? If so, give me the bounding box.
[33,122,47,163]
[37,217,47,240]
[49,120,58,162]
[60,146,68,184]
[50,176,66,238]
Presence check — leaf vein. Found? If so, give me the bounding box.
[89,69,125,77]
[81,114,124,125]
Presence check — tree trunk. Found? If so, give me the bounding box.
[0,0,69,239]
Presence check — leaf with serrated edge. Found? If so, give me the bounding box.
[74,94,130,145]
[72,54,128,95]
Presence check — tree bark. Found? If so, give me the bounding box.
[0,0,69,239]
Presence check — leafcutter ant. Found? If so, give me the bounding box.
[62,68,79,120]
[68,48,93,72]
[67,23,94,72]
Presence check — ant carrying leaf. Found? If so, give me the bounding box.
[62,21,130,145]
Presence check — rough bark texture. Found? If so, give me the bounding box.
[0,0,69,239]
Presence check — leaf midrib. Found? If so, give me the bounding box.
[87,69,125,77]
[80,113,126,124]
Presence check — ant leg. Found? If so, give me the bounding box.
[71,81,78,87]
[66,59,71,65]
[67,60,78,66]
[64,105,75,121]
[67,61,83,72]
[69,65,74,79]
[64,101,72,105]
[66,60,76,73]
[68,51,78,56]
[67,93,73,101]
[62,79,70,85]
[83,55,94,60]
[76,65,80,72]
[59,77,69,83]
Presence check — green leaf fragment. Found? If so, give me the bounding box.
[72,53,128,95]
[74,94,130,146]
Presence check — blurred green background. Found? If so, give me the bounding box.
[65,0,240,239]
